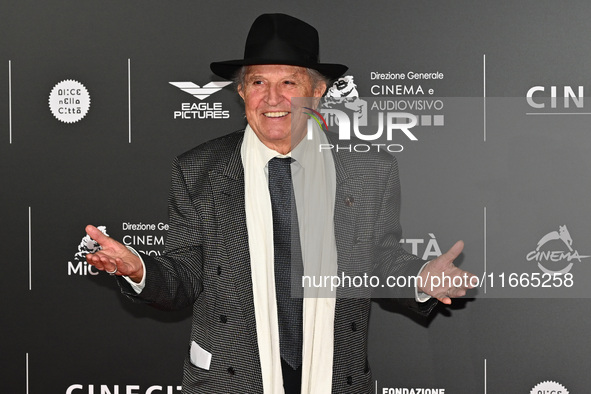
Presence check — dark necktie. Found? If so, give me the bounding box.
[268,157,303,371]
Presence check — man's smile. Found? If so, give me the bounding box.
[263,111,290,118]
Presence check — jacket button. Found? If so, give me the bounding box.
[346,376,353,385]
[220,315,228,323]
[227,366,235,375]
[351,322,357,331]
[217,265,222,275]
[345,196,354,206]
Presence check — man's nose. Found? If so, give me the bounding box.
[265,83,281,105]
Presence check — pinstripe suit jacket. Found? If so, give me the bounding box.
[120,129,435,393]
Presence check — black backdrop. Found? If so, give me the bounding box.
[2,1,590,392]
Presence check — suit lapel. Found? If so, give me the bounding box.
[331,140,366,279]
[208,137,259,350]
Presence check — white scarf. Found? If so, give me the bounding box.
[242,123,338,394]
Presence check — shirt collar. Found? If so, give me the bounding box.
[244,122,321,171]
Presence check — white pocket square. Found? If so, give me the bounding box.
[190,341,212,370]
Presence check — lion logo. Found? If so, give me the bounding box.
[324,75,367,126]
[74,226,108,260]
[326,75,359,99]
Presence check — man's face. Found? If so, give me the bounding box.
[238,64,325,153]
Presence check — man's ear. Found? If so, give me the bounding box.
[238,85,245,101]
[314,81,327,98]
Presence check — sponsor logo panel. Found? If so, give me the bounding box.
[65,384,182,394]
[67,222,168,276]
[169,79,232,120]
[49,79,91,124]
[526,225,589,274]
[530,380,568,394]
[297,74,446,153]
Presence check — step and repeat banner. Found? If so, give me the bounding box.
[2,1,590,393]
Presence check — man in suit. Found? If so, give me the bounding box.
[85,13,475,394]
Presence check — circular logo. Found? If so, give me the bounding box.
[530,380,568,394]
[49,79,91,123]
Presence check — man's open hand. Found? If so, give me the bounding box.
[85,224,144,283]
[418,240,476,305]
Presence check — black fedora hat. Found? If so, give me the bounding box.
[210,13,348,80]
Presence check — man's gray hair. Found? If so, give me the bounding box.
[233,66,331,95]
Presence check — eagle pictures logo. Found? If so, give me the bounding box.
[169,80,232,120]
